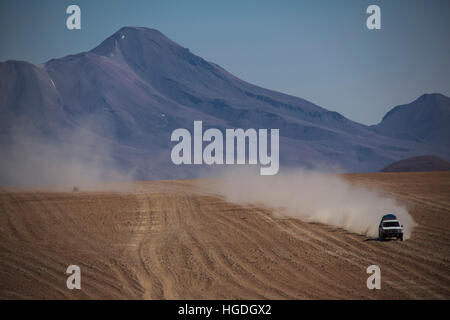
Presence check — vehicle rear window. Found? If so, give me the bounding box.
[383,221,400,227]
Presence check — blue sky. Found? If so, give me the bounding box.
[0,0,449,125]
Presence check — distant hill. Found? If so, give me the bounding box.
[380,155,450,172]
[371,93,450,148]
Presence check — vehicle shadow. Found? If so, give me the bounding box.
[364,238,396,242]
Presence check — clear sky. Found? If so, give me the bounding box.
[0,0,449,125]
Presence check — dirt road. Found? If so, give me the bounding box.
[0,172,449,299]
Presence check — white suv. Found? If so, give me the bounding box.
[379,214,404,241]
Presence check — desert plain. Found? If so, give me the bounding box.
[0,172,449,299]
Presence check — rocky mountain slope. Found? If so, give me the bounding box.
[1,27,449,184]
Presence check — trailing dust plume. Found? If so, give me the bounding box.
[213,169,417,239]
[0,115,136,190]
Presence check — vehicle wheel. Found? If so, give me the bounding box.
[399,234,403,241]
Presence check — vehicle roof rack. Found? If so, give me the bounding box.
[382,214,397,220]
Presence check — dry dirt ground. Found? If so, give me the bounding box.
[0,172,449,299]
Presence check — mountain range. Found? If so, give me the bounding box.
[1,27,449,184]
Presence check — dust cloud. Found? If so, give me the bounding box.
[0,118,136,190]
[214,169,417,239]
